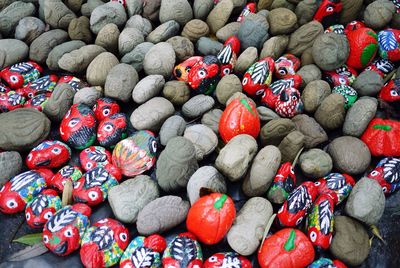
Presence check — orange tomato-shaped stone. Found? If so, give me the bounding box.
[219,98,260,143]
[186,193,236,245]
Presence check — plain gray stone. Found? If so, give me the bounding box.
[343,97,378,137]
[159,115,187,146]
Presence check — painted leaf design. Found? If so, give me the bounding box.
[30,76,51,90]
[83,167,109,188]
[60,166,74,178]
[131,247,156,267]
[89,149,107,162]
[318,199,332,235]
[171,236,197,264]
[379,30,397,51]
[0,83,9,92]
[34,141,53,151]
[251,61,267,84]
[10,171,40,192]
[326,173,345,190]
[10,62,34,73]
[31,94,47,106]
[90,226,113,250]
[270,79,293,95]
[220,255,242,268]
[217,45,233,64]
[361,44,378,67]
[383,158,400,184]
[31,195,48,216]
[46,207,78,232]
[374,59,394,74]
[8,93,22,105]
[287,185,311,213]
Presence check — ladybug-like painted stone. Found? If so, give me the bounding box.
[49,165,83,192]
[275,87,303,118]
[274,54,300,79]
[204,252,252,268]
[314,173,355,205]
[43,203,91,256]
[112,131,157,177]
[58,75,87,92]
[162,232,203,268]
[173,56,203,82]
[60,104,97,150]
[0,91,25,112]
[261,75,302,109]
[16,75,58,99]
[26,140,71,169]
[365,58,395,78]
[25,189,62,229]
[237,2,256,22]
[366,157,400,195]
[324,24,345,35]
[242,57,275,97]
[313,0,343,28]
[0,61,42,89]
[24,92,51,111]
[346,27,378,70]
[324,65,358,87]
[93,97,120,121]
[332,85,357,109]
[97,113,128,148]
[80,218,129,268]
[120,234,167,268]
[188,55,221,95]
[217,36,240,77]
[378,29,400,62]
[80,146,112,172]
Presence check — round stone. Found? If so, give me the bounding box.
[132,75,165,104]
[301,80,331,113]
[314,93,346,130]
[292,114,328,148]
[159,115,187,146]
[105,63,139,103]
[260,118,296,146]
[162,80,191,106]
[182,94,215,118]
[206,0,234,33]
[343,97,378,137]
[364,0,396,30]
[216,74,242,105]
[184,124,218,161]
[267,8,297,35]
[201,109,223,134]
[287,20,324,56]
[143,42,176,78]
[90,2,127,34]
[299,149,333,178]
[15,17,45,44]
[166,36,194,61]
[86,52,119,86]
[312,33,350,71]
[181,19,210,42]
[260,35,289,60]
[159,0,193,26]
[95,23,120,54]
[352,70,384,96]
[0,39,29,69]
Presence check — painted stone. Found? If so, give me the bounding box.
[80,146,112,172]
[174,56,203,82]
[0,91,25,112]
[49,165,82,193]
[97,113,128,148]
[17,75,58,99]
[23,93,51,112]
[366,157,400,195]
[324,65,358,87]
[332,85,358,109]
[275,87,304,118]
[187,55,221,95]
[313,0,343,28]
[93,97,120,122]
[378,28,400,61]
[261,75,302,110]
[267,162,297,205]
[346,27,378,70]
[274,54,301,79]
[216,36,241,77]
[315,173,355,205]
[0,61,42,90]
[26,140,71,170]
[204,252,252,268]
[242,57,274,97]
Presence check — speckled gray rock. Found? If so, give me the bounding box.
[193,0,214,20]
[0,108,50,151]
[157,137,198,192]
[0,1,35,37]
[0,39,29,69]
[43,83,75,122]
[201,109,223,134]
[302,80,331,113]
[143,42,176,78]
[235,47,258,73]
[292,114,328,148]
[182,94,215,118]
[260,35,289,60]
[345,177,385,226]
[216,22,241,42]
[196,37,223,56]
[95,23,120,54]
[287,20,324,56]
[330,216,371,266]
[58,45,106,73]
[340,0,363,24]
[162,80,191,106]
[238,13,269,50]
[108,175,159,224]
[81,0,103,17]
[29,29,69,64]
[0,151,22,185]
[279,131,305,163]
[166,36,194,61]
[47,40,85,71]
[227,197,273,256]
[130,97,175,131]
[159,0,193,26]
[312,33,350,71]
[268,8,297,35]
[187,166,227,205]
[216,75,242,105]
[136,195,190,235]
[343,97,377,137]
[257,107,280,124]
[242,145,281,197]
[126,15,152,37]
[216,134,258,182]
[105,63,139,102]
[352,70,384,96]
[43,0,76,30]
[68,16,92,44]
[90,2,127,35]
[299,149,332,178]
[159,115,186,146]
[126,0,144,17]
[295,0,318,26]
[121,42,154,72]
[328,136,371,175]
[118,27,144,56]
[260,118,296,146]
[73,86,103,106]
[146,20,180,43]
[15,17,45,44]
[181,19,209,42]
[86,52,119,86]
[132,75,165,104]
[207,0,234,34]
[364,0,396,30]
[184,124,218,160]
[315,93,346,130]
[297,64,322,87]
[143,0,161,21]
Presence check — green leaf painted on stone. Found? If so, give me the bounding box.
[367,31,378,41]
[361,44,377,67]
[13,233,43,246]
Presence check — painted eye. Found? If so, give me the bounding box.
[44,211,53,220]
[103,124,114,132]
[62,180,66,186]
[102,108,110,117]
[98,218,108,223]
[314,181,321,186]
[150,140,157,154]
[390,89,398,96]
[64,229,73,237]
[93,104,97,111]
[6,199,17,209]
[370,170,380,176]
[256,89,264,96]
[119,233,128,241]
[292,95,297,101]
[26,212,31,220]
[242,77,248,85]
[278,69,287,76]
[222,68,231,75]
[209,256,218,263]
[382,186,388,193]
[85,148,91,153]
[10,75,19,83]
[198,69,207,78]
[296,217,303,226]
[86,162,93,170]
[73,181,80,189]
[43,235,49,243]
[309,231,317,242]
[326,6,334,12]
[68,118,79,128]
[28,92,34,98]
[88,191,99,201]
[339,77,347,85]
[52,147,61,154]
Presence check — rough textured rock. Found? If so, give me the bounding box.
[108,175,159,224]
[0,108,50,151]
[340,0,363,24]
[130,97,175,131]
[58,44,106,73]
[216,75,242,105]
[302,80,331,113]
[206,0,234,34]
[328,136,371,175]
[95,23,120,54]
[271,0,296,10]
[364,0,396,30]
[257,107,280,124]
[314,93,346,130]
[143,42,176,78]
[162,80,191,106]
[136,195,190,235]
[292,114,328,148]
[0,1,35,36]
[68,16,92,44]
[287,20,324,56]
[43,83,75,122]
[193,0,214,20]
[86,52,119,86]
[216,134,258,182]
[73,86,103,106]
[166,36,194,61]
[216,22,241,42]
[278,131,305,163]
[156,137,198,192]
[126,15,152,37]
[29,29,69,64]
[260,35,289,60]
[121,42,154,72]
[235,47,258,73]
[90,2,127,35]
[184,124,218,161]
[182,94,215,118]
[146,20,180,43]
[297,64,322,87]
[46,40,85,71]
[238,13,269,50]
[43,0,76,30]
[258,0,274,10]
[65,0,83,13]
[142,0,161,21]
[118,27,144,56]
[242,145,281,197]
[105,63,139,102]
[181,19,210,42]
[343,97,378,137]
[227,197,273,256]
[260,118,296,146]
[81,0,103,17]
[0,39,29,69]
[330,216,371,266]
[299,149,332,178]
[15,17,45,44]
[353,70,384,96]
[159,115,187,146]
[0,151,23,185]
[187,166,227,205]
[126,0,144,17]
[201,109,223,134]
[132,75,165,104]
[312,33,350,71]
[301,47,314,66]
[295,0,318,26]
[159,0,193,26]
[196,37,223,56]
[268,8,297,35]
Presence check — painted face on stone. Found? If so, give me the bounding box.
[217,36,241,77]
[0,82,10,93]
[242,57,275,97]
[24,92,51,111]
[324,24,345,35]
[204,252,252,268]
[345,20,365,32]
[367,157,400,195]
[274,54,300,79]
[26,140,71,169]
[275,87,303,118]
[93,97,120,121]
[187,55,221,95]
[80,146,112,172]
[17,74,58,99]
[261,75,302,109]
[267,162,297,202]
[174,56,203,82]
[57,76,87,92]
[365,58,395,78]
[378,28,400,62]
[49,165,82,193]
[313,0,343,28]
[237,3,256,22]
[379,78,400,103]
[0,61,42,89]
[0,91,25,112]
[332,85,358,109]
[324,65,357,87]
[314,173,355,205]
[97,113,128,148]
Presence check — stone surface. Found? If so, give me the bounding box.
[235,47,259,73]
[0,39,29,69]
[206,0,234,34]
[126,15,152,37]
[201,109,223,134]
[287,20,324,56]
[295,0,318,26]
[146,20,180,43]
[184,124,218,161]
[156,137,198,192]
[242,145,281,197]
[260,35,289,60]
[314,93,346,130]
[193,0,214,20]
[29,29,69,64]
[312,33,350,71]
[81,0,103,17]
[238,13,269,50]
[121,42,154,72]
[43,83,75,122]
[166,36,194,61]
[126,0,144,17]
[278,131,305,163]
[143,42,176,78]
[73,86,103,106]
[132,75,165,104]
[86,52,119,86]
[292,114,328,148]
[268,8,297,35]
[196,37,223,56]
[216,22,241,43]
[299,149,332,178]
[353,70,384,96]
[216,74,242,105]
[340,0,363,24]
[302,80,331,113]
[108,175,159,224]
[343,97,378,137]
[257,106,280,124]
[136,195,190,235]
[297,64,322,87]
[328,136,371,175]
[364,0,396,30]
[181,19,210,42]
[68,16,91,43]
[130,97,175,131]
[187,166,227,205]
[105,63,139,102]
[0,108,50,151]
[118,27,144,56]
[159,115,187,146]
[142,0,161,21]
[43,0,76,30]
[182,94,215,118]
[46,40,85,71]
[0,1,35,37]
[95,23,120,54]
[162,80,191,106]
[0,151,22,186]
[65,0,83,13]
[216,134,258,182]
[15,17,45,44]
[90,2,127,35]
[271,0,296,10]
[260,118,296,146]
[159,0,193,26]
[301,47,314,66]
[58,44,106,73]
